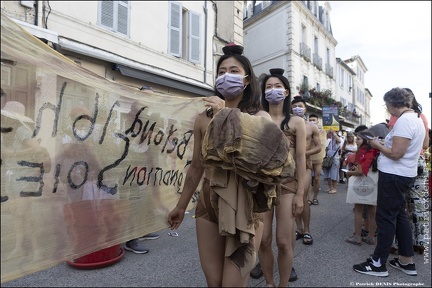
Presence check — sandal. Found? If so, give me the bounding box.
[303,233,313,245]
[307,200,313,205]
[361,236,375,245]
[345,235,362,245]
[328,189,337,194]
[295,231,304,240]
[312,199,319,205]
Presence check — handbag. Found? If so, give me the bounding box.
[346,169,378,205]
[322,147,339,168]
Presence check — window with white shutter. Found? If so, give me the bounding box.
[101,1,114,28]
[169,2,182,57]
[188,12,200,63]
[168,2,201,64]
[98,1,130,36]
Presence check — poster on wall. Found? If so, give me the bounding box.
[322,105,340,131]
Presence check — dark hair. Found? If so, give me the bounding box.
[260,68,292,130]
[383,87,411,109]
[354,125,368,134]
[291,95,306,106]
[403,87,422,115]
[309,113,318,119]
[215,44,261,115]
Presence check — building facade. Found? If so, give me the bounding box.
[243,0,371,129]
[1,1,244,101]
[2,0,372,128]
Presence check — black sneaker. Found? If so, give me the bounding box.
[250,262,263,279]
[353,257,388,277]
[389,258,417,276]
[289,267,298,282]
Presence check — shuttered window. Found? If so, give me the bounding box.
[99,1,130,36]
[168,2,201,64]
[188,12,200,63]
[169,2,182,57]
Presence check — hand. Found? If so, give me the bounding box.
[292,193,304,217]
[350,164,360,172]
[167,206,186,230]
[369,138,382,149]
[202,96,225,116]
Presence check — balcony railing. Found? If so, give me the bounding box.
[313,53,322,70]
[325,63,333,78]
[300,42,311,62]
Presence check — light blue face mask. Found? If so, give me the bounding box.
[215,73,247,100]
[265,88,285,105]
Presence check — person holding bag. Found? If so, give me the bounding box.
[345,131,379,246]
[322,129,341,194]
[353,87,426,277]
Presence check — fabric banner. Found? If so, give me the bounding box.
[345,170,378,206]
[1,13,204,283]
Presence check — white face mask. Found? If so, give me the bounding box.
[309,120,317,125]
[292,107,305,117]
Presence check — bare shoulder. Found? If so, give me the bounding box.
[288,116,306,133]
[195,110,212,132]
[310,122,320,134]
[290,115,305,127]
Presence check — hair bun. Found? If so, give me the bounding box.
[222,43,244,55]
[269,68,284,75]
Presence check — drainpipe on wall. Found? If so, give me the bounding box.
[34,1,38,26]
[203,1,208,84]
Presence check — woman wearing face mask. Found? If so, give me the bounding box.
[250,68,306,287]
[167,45,293,287]
[322,129,342,194]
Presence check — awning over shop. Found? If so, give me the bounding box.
[57,37,214,97]
[116,65,214,96]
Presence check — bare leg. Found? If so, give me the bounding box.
[258,209,275,286]
[196,217,225,287]
[326,177,332,191]
[312,163,322,200]
[301,170,312,235]
[354,204,364,238]
[275,193,295,287]
[331,180,338,191]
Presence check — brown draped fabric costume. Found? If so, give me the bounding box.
[201,108,295,277]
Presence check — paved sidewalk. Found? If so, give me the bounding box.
[2,177,431,287]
